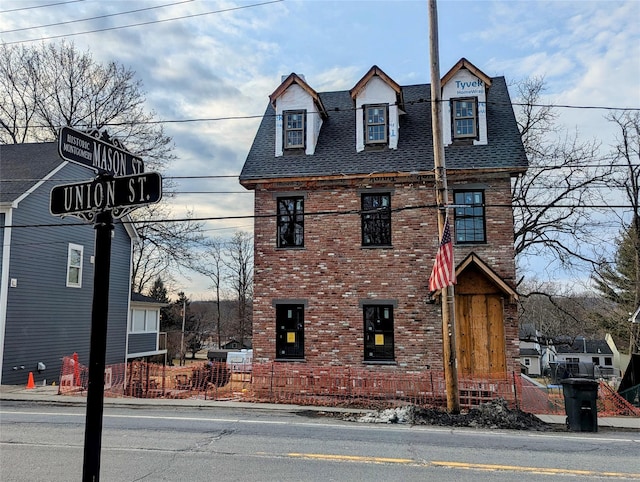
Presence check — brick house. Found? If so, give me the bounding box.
[240,58,526,386]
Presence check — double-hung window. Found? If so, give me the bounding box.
[454,190,485,243]
[277,197,304,248]
[361,193,391,246]
[284,110,305,149]
[363,304,394,361]
[365,105,387,145]
[452,98,477,139]
[275,304,305,359]
[66,243,83,288]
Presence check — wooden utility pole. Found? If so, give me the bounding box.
[428,0,460,413]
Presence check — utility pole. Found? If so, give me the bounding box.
[180,299,186,366]
[429,0,460,413]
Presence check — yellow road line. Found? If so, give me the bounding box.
[286,453,640,479]
[288,453,414,464]
[431,461,640,479]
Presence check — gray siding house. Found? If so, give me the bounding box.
[0,142,135,385]
[128,292,167,360]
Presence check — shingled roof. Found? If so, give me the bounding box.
[240,76,527,184]
[0,142,64,204]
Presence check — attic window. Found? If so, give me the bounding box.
[452,98,477,139]
[365,105,387,144]
[284,110,305,149]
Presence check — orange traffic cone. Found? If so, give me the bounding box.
[26,372,35,389]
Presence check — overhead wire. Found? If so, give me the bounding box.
[0,0,196,34]
[1,0,284,45]
[0,0,84,14]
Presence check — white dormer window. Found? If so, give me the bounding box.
[453,98,477,139]
[365,105,388,145]
[284,110,306,149]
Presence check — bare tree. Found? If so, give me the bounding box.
[192,238,227,348]
[130,204,208,294]
[0,41,207,294]
[592,112,640,353]
[224,232,253,347]
[512,77,611,284]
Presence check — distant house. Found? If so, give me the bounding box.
[221,338,251,350]
[519,324,556,377]
[128,293,168,361]
[554,337,618,379]
[0,142,135,385]
[240,58,526,384]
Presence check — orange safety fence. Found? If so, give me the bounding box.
[58,355,639,417]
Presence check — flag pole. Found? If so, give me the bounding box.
[429,0,460,413]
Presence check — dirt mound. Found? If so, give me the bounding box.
[348,399,553,431]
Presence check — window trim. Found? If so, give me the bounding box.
[276,196,305,248]
[364,104,388,145]
[361,192,392,247]
[283,110,306,149]
[452,97,478,140]
[66,243,84,288]
[362,303,395,362]
[453,190,486,244]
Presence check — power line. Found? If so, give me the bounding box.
[0,0,195,34]
[0,0,84,14]
[3,203,637,230]
[2,0,284,45]
[7,100,638,132]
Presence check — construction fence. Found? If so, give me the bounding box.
[58,355,640,417]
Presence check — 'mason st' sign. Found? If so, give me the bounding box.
[50,172,162,216]
[58,126,144,176]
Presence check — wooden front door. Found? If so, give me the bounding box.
[455,265,507,376]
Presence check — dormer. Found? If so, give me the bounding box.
[350,66,404,152]
[270,73,327,157]
[441,58,491,146]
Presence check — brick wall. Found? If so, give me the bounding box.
[252,175,519,375]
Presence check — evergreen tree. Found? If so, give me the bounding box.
[592,224,640,352]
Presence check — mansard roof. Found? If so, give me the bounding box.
[240,74,527,184]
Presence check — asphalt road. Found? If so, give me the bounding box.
[1,401,639,481]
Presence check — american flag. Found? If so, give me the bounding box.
[428,217,456,292]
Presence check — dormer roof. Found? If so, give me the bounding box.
[442,57,492,88]
[269,73,327,118]
[349,65,404,108]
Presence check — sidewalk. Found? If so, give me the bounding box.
[2,384,639,430]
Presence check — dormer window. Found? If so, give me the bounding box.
[365,105,388,145]
[284,110,306,149]
[452,98,477,139]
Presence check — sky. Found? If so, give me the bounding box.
[2,0,639,300]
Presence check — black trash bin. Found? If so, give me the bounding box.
[561,378,598,432]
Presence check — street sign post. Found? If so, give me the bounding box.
[58,126,144,176]
[52,130,158,481]
[50,172,162,217]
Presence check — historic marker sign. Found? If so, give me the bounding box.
[50,172,162,216]
[58,126,144,176]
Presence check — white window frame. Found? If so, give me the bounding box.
[66,243,84,288]
[129,308,160,333]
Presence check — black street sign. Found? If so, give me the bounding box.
[58,126,144,176]
[50,172,162,216]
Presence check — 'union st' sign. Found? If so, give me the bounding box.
[58,126,144,176]
[50,172,162,216]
